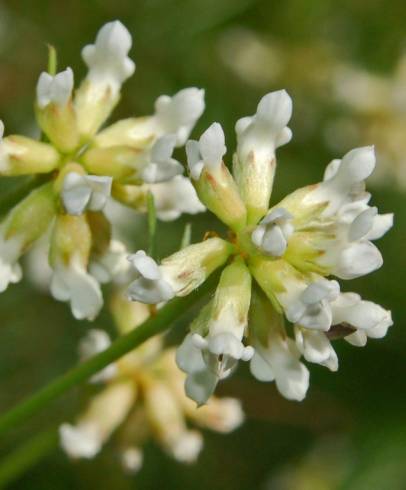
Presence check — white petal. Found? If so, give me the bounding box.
[171,430,203,463]
[335,241,383,279]
[150,176,205,220]
[295,327,338,371]
[207,332,246,359]
[36,67,74,108]
[59,423,101,459]
[154,88,205,146]
[62,173,91,215]
[323,159,341,181]
[128,250,161,280]
[256,90,293,130]
[348,207,377,241]
[176,333,206,374]
[127,276,174,304]
[185,370,219,406]
[336,146,376,184]
[345,330,367,347]
[250,351,275,382]
[198,122,226,170]
[51,262,103,321]
[151,134,177,162]
[365,213,393,240]
[186,140,204,180]
[274,359,309,401]
[82,20,135,93]
[262,225,287,257]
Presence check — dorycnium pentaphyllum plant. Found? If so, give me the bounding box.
[127,90,394,405]
[0,18,395,477]
[0,21,205,321]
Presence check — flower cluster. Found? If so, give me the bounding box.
[0,21,204,320]
[60,295,243,469]
[127,90,393,404]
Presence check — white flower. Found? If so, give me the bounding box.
[127,250,174,303]
[149,175,205,221]
[140,135,184,184]
[189,303,254,383]
[186,122,227,180]
[159,238,233,297]
[171,431,203,463]
[330,292,393,346]
[251,207,294,257]
[316,146,376,216]
[188,397,244,433]
[89,240,130,284]
[176,333,220,406]
[154,87,205,146]
[79,329,117,383]
[50,256,103,321]
[281,277,340,331]
[143,380,203,462]
[60,423,101,459]
[36,67,74,108]
[82,20,135,94]
[0,226,23,293]
[60,380,135,459]
[62,172,112,215]
[294,327,338,371]
[250,332,309,401]
[235,89,292,163]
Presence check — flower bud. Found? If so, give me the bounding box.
[61,172,112,215]
[0,183,57,292]
[50,214,103,320]
[233,90,292,224]
[249,290,309,401]
[35,68,80,153]
[160,237,234,296]
[93,87,205,148]
[60,380,135,459]
[0,135,59,176]
[191,259,254,375]
[75,21,135,138]
[82,145,144,182]
[251,207,294,257]
[186,123,247,231]
[143,380,203,462]
[249,256,338,331]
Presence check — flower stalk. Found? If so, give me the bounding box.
[0,273,219,438]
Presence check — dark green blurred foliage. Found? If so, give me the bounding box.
[0,1,405,489]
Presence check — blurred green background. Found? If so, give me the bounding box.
[0,0,405,489]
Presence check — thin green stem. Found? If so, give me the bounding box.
[0,430,58,489]
[0,274,217,438]
[147,191,157,258]
[47,44,57,76]
[180,222,192,249]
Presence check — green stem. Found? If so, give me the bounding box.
[0,430,58,489]
[47,44,57,76]
[147,191,157,258]
[0,275,217,438]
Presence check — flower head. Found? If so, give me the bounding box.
[127,89,393,404]
[0,21,205,320]
[60,299,244,468]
